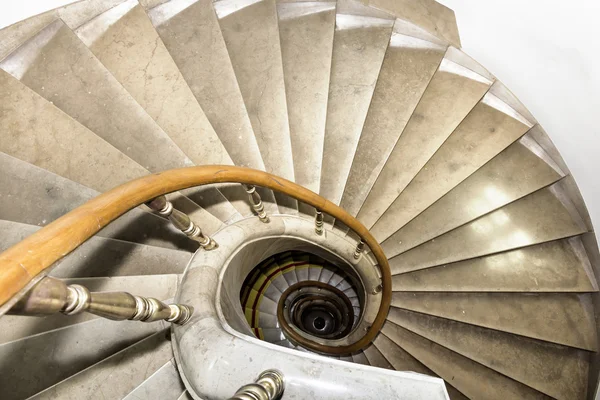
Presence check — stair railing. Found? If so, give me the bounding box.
[0,165,392,354]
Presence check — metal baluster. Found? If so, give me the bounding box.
[8,277,193,325]
[354,240,365,259]
[315,209,324,235]
[146,195,218,250]
[229,369,285,400]
[243,184,270,223]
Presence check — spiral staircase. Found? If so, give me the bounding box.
[0,0,599,399]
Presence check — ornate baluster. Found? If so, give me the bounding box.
[315,209,324,235]
[243,184,270,223]
[354,240,365,259]
[8,277,193,325]
[147,195,218,250]
[229,369,285,400]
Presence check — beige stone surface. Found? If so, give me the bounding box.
[392,291,597,351]
[388,307,589,399]
[319,12,393,206]
[357,48,493,229]
[0,69,147,192]
[278,2,335,200]
[216,0,297,213]
[387,183,588,271]
[75,1,253,219]
[383,136,564,255]
[361,0,461,47]
[339,19,447,218]
[371,89,535,242]
[394,237,598,293]
[148,0,279,214]
[383,321,551,399]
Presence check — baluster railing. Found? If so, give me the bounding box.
[146,195,218,250]
[354,240,365,259]
[229,369,285,400]
[243,184,270,223]
[315,209,324,235]
[8,277,193,325]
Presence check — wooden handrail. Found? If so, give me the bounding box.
[0,166,392,353]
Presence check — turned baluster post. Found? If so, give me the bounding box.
[229,369,285,400]
[8,277,193,325]
[354,240,366,259]
[243,184,270,223]
[315,209,324,235]
[146,195,218,250]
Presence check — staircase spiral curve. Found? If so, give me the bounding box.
[0,0,598,399]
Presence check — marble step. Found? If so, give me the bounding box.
[391,292,597,351]
[362,343,393,369]
[0,69,147,193]
[215,0,297,214]
[177,391,194,400]
[30,330,173,400]
[0,316,167,399]
[338,18,447,218]
[0,16,239,224]
[358,0,461,47]
[351,351,369,365]
[73,0,253,220]
[388,307,589,399]
[357,47,494,229]
[373,332,467,400]
[146,0,279,215]
[277,1,336,216]
[0,274,179,345]
[0,153,218,251]
[382,133,565,256]
[319,0,394,207]
[123,359,185,400]
[0,67,227,231]
[387,180,588,273]
[383,321,550,399]
[0,220,191,278]
[371,81,536,242]
[393,237,598,292]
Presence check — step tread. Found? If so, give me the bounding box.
[74,2,253,221]
[123,358,185,400]
[383,134,564,256]
[30,330,173,400]
[360,0,461,47]
[0,19,192,175]
[0,153,199,251]
[392,291,598,351]
[278,1,336,200]
[357,48,493,229]
[387,182,588,273]
[319,10,394,206]
[147,0,279,214]
[362,343,393,369]
[371,84,535,242]
[388,307,589,399]
[0,317,166,400]
[339,18,447,218]
[393,237,598,292]
[0,70,148,193]
[383,321,551,400]
[215,0,295,185]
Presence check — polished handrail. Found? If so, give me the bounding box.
[0,165,392,354]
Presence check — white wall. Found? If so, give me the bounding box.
[439,0,600,231]
[2,0,600,230]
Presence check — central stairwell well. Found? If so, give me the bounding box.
[0,0,599,399]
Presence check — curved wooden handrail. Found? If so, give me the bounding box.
[0,166,392,353]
